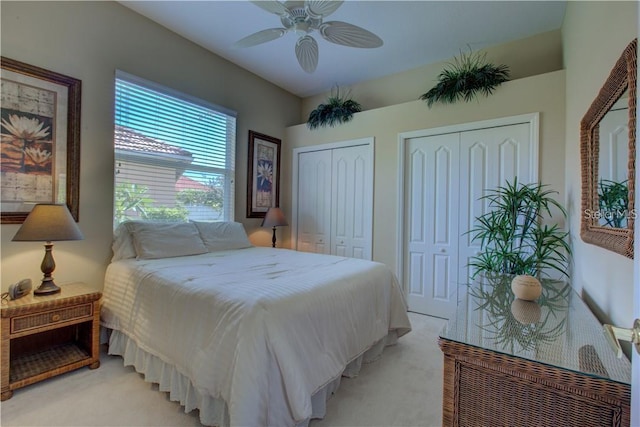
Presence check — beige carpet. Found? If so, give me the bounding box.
[0,312,445,427]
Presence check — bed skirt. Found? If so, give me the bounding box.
[106,328,399,427]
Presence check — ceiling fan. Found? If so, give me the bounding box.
[234,0,383,73]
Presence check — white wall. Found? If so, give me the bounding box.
[284,70,566,277]
[562,1,637,330]
[0,1,301,290]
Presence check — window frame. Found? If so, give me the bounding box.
[113,70,237,226]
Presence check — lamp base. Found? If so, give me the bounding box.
[34,243,60,296]
[34,280,61,296]
[271,226,277,248]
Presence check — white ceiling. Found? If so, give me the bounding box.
[119,1,567,98]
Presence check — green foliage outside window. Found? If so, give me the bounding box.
[114,182,153,224]
[176,188,223,210]
[114,181,189,224]
[144,206,189,221]
[115,181,226,226]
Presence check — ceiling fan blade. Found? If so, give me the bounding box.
[250,0,291,16]
[319,21,383,48]
[234,28,288,48]
[295,35,318,73]
[305,0,343,18]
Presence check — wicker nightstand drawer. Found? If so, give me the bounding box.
[11,303,93,334]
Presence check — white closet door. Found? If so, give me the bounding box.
[331,145,372,260]
[296,150,332,254]
[405,133,460,318]
[404,121,534,318]
[458,123,532,285]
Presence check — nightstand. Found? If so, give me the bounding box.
[1,282,101,401]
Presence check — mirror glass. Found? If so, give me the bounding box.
[597,91,629,228]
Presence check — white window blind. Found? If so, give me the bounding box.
[113,71,236,226]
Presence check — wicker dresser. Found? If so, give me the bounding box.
[1,282,101,401]
[438,276,631,427]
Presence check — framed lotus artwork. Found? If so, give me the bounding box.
[247,130,281,218]
[0,57,81,224]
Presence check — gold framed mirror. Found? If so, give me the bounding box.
[580,38,637,258]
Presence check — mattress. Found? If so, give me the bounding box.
[101,247,411,426]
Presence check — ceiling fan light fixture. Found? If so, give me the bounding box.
[293,21,311,36]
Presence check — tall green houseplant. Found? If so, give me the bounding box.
[467,178,571,279]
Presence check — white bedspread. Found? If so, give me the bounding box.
[101,247,411,427]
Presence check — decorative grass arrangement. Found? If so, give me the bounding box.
[420,48,510,107]
[467,178,571,280]
[307,87,362,130]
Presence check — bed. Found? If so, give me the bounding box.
[100,221,412,427]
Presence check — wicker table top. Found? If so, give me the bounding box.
[439,275,631,385]
[1,282,101,317]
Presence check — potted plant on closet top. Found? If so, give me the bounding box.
[420,47,510,107]
[467,177,572,281]
[307,86,362,130]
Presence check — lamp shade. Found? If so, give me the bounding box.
[12,204,84,242]
[261,207,288,228]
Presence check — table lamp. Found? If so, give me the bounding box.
[262,207,288,248]
[12,204,84,295]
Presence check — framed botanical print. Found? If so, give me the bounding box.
[247,130,281,218]
[1,57,81,223]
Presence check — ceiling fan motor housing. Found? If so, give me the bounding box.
[281,6,320,34]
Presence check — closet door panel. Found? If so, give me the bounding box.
[294,140,373,259]
[459,141,490,283]
[331,145,372,260]
[333,155,350,257]
[296,150,332,254]
[405,133,460,318]
[458,123,532,284]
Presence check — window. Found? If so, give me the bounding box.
[113,71,236,227]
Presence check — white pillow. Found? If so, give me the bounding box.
[192,221,253,252]
[111,221,137,262]
[129,222,208,260]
